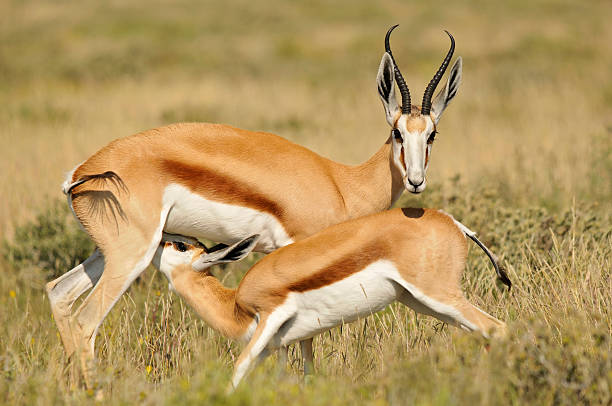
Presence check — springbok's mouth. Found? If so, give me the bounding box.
[405,181,426,194]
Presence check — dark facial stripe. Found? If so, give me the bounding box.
[287,241,389,292]
[399,147,407,172]
[160,160,285,221]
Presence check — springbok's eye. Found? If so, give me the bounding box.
[393,129,403,142]
[173,241,188,252]
[427,131,437,144]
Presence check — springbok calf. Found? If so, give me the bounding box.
[154,208,511,390]
[45,25,464,386]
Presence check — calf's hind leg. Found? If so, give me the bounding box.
[452,299,506,338]
[398,289,506,338]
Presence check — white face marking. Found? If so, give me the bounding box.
[163,184,293,253]
[392,115,436,194]
[152,238,199,282]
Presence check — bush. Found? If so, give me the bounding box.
[383,314,612,405]
[2,199,94,280]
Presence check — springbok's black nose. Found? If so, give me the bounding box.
[408,178,424,188]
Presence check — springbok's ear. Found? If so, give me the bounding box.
[192,235,260,272]
[377,53,400,127]
[431,57,462,124]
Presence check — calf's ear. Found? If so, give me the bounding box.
[192,235,260,272]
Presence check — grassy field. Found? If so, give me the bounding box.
[1,0,611,404]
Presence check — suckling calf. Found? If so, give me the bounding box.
[152,208,511,390]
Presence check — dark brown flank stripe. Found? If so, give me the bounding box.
[287,241,390,292]
[160,160,285,221]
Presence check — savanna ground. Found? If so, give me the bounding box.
[1,0,611,404]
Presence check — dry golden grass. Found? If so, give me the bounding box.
[0,0,611,404]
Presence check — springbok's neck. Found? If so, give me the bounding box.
[332,139,404,219]
[172,270,253,340]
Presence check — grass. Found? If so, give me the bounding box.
[1,0,611,404]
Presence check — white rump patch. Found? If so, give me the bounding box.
[63,162,87,232]
[438,209,476,238]
[62,162,82,194]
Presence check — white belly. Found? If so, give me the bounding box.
[163,184,293,253]
[272,260,400,347]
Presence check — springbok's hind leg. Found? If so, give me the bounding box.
[46,249,104,357]
[398,290,506,338]
[69,200,170,389]
[69,230,163,389]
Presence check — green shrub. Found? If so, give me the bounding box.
[383,314,612,405]
[2,199,94,280]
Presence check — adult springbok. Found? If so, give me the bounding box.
[154,208,511,390]
[46,25,464,386]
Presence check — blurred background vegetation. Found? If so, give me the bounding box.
[0,0,610,404]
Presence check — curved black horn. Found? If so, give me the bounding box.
[421,30,455,116]
[385,24,411,114]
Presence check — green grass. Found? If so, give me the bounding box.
[1,0,611,404]
[1,183,610,405]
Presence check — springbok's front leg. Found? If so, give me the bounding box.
[46,249,104,357]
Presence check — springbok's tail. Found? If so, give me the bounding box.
[63,171,127,226]
[450,216,512,290]
[63,171,125,195]
[466,233,512,290]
